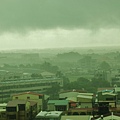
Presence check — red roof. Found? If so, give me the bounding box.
[71,103,77,107]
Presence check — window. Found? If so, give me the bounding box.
[6,107,17,112]
[106,98,114,101]
[18,104,25,111]
[9,115,16,119]
[27,96,30,99]
[15,97,18,99]
[39,95,43,99]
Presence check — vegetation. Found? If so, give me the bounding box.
[0,46,120,96]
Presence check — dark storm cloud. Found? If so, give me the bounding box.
[0,0,120,50]
[0,0,120,32]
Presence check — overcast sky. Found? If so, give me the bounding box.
[0,0,120,50]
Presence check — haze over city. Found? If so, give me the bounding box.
[0,0,120,50]
[1,1,120,120]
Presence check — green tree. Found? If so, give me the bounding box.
[99,61,111,71]
[45,84,60,99]
[31,73,43,79]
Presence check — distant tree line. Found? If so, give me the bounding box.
[3,61,59,73]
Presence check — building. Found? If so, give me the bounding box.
[29,101,37,120]
[61,115,90,120]
[47,100,69,112]
[12,92,49,112]
[6,100,31,120]
[59,90,94,115]
[35,111,62,120]
[77,93,93,108]
[94,89,117,116]
[90,113,120,120]
[0,77,62,102]
[41,71,56,78]
[114,87,120,102]
[59,90,86,100]
[0,103,7,120]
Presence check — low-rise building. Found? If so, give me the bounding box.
[35,111,63,120]
[41,71,56,78]
[77,93,93,108]
[12,92,47,112]
[47,100,69,112]
[6,100,31,120]
[0,103,7,120]
[90,113,120,120]
[93,88,117,116]
[59,90,94,115]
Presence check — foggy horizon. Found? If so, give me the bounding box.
[0,0,120,50]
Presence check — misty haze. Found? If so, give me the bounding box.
[0,0,120,120]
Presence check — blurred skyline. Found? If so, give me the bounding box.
[0,0,120,50]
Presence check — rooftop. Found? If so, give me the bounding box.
[48,100,68,105]
[61,115,90,120]
[36,111,62,118]
[7,100,28,107]
[12,91,43,97]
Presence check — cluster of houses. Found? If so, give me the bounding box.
[1,86,120,120]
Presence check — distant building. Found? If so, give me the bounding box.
[0,77,62,102]
[41,71,56,78]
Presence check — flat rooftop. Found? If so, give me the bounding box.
[61,115,90,120]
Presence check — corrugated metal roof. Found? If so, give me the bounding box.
[66,97,77,102]
[59,92,79,98]
[48,100,68,105]
[78,93,93,96]
[102,92,117,96]
[77,95,93,99]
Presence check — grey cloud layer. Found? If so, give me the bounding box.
[0,0,120,32]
